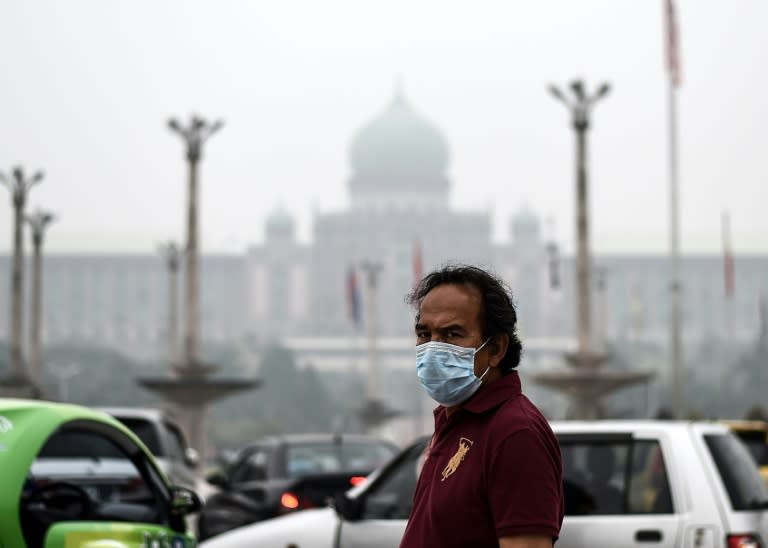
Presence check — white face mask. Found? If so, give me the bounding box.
[415,339,491,407]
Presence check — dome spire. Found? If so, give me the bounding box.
[265,203,296,243]
[392,76,407,107]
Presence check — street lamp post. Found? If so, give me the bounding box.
[549,80,610,368]
[0,167,44,383]
[141,114,257,482]
[354,260,400,433]
[532,80,654,418]
[154,114,233,467]
[167,116,223,375]
[25,209,56,389]
[359,260,383,401]
[158,241,181,372]
[50,362,81,402]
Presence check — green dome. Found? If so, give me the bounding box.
[349,94,449,189]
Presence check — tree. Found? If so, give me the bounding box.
[745,404,768,422]
[209,342,342,449]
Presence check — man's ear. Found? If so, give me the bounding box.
[488,334,509,368]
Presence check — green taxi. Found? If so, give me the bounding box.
[0,398,200,548]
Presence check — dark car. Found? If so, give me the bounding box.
[197,433,398,540]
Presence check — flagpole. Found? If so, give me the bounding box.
[668,73,683,419]
[665,0,684,419]
[360,260,382,402]
[347,266,361,377]
[722,210,734,342]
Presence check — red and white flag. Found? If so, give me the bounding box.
[664,0,682,87]
[346,266,362,326]
[722,211,735,298]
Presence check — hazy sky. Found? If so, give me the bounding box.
[1,0,766,255]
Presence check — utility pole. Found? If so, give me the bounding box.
[0,167,44,394]
[25,209,56,390]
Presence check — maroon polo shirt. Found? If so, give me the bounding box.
[399,371,564,548]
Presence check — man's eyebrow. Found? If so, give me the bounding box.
[436,324,466,333]
[414,323,467,333]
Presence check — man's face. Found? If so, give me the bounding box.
[414,283,489,376]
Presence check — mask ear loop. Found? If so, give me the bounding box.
[475,337,492,354]
[474,337,494,381]
[476,364,492,382]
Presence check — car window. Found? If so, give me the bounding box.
[733,431,768,467]
[360,440,427,520]
[116,417,162,456]
[231,448,270,482]
[164,420,187,461]
[705,433,768,511]
[37,429,126,459]
[285,442,395,478]
[30,428,160,505]
[560,439,672,515]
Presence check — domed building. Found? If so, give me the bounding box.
[1,90,764,427]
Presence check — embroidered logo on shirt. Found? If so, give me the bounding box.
[441,437,473,481]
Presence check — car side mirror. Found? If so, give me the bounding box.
[332,491,363,521]
[171,485,202,515]
[184,447,200,468]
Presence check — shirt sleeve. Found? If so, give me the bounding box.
[488,427,563,539]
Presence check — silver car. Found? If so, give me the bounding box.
[202,420,768,548]
[96,407,200,492]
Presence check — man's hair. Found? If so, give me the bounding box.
[406,264,523,374]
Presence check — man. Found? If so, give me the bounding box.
[399,265,563,548]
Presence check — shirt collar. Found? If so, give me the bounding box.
[462,370,522,414]
[432,371,522,423]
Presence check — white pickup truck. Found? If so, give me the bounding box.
[202,420,768,548]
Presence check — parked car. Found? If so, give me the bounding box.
[197,432,398,540]
[96,406,200,492]
[0,398,201,548]
[720,419,768,486]
[201,420,768,548]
